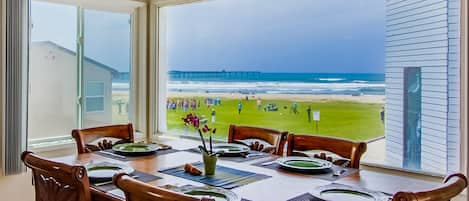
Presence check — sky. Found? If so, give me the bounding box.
[166,0,385,73]
[31,1,131,72]
[31,0,385,73]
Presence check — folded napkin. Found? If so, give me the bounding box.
[234,138,276,153]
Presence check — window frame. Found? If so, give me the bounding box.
[26,0,144,146]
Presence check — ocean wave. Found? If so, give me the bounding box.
[352,80,369,83]
[318,78,345,82]
[112,81,385,95]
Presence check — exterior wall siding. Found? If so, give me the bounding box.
[385,0,459,173]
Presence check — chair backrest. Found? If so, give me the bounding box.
[72,123,134,154]
[21,151,91,201]
[228,124,288,155]
[392,173,467,201]
[286,134,367,168]
[113,173,214,201]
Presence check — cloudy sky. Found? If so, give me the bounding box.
[31,0,385,73]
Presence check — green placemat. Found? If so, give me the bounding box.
[160,162,271,189]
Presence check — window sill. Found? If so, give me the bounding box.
[28,136,75,153]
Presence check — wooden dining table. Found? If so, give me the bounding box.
[51,138,442,201]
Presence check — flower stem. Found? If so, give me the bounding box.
[209,135,213,154]
[198,129,207,151]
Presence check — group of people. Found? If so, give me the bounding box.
[166,99,200,112]
[167,97,222,113]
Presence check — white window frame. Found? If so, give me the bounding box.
[26,0,146,148]
[85,81,105,113]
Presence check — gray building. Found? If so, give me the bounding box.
[385,0,460,173]
[29,41,118,140]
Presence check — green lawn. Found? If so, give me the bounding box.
[167,97,384,141]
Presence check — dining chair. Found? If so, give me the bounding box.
[228,124,288,155]
[113,173,215,201]
[286,134,367,168]
[72,123,134,154]
[21,151,91,201]
[392,173,467,201]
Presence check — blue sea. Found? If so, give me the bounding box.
[113,71,385,95]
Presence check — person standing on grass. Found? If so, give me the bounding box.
[211,108,216,123]
[257,98,262,110]
[380,107,385,124]
[237,101,243,114]
[183,99,188,113]
[292,102,298,114]
[306,105,312,122]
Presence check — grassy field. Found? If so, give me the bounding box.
[167,97,384,141]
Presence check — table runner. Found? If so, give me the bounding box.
[91,170,162,192]
[159,162,271,189]
[251,159,358,181]
[184,148,271,162]
[94,148,179,161]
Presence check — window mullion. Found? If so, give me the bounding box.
[76,6,84,129]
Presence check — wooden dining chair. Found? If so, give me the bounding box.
[228,124,288,155]
[392,173,467,201]
[286,134,367,168]
[72,123,134,154]
[21,151,91,201]
[113,173,214,201]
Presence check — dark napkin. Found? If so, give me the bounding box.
[287,193,326,201]
[94,148,179,161]
[160,162,271,189]
[251,159,358,181]
[184,148,271,162]
[91,170,162,192]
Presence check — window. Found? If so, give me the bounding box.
[403,67,422,170]
[157,0,462,175]
[29,1,78,140]
[83,9,132,128]
[85,82,105,112]
[28,0,135,143]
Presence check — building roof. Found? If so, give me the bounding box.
[32,41,120,76]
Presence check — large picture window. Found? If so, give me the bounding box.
[157,0,462,175]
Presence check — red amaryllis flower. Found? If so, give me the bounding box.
[192,116,200,128]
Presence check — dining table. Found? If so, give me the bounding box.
[51,137,442,201]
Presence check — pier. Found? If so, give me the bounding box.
[168,70,261,80]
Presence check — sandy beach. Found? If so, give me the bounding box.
[167,92,385,104]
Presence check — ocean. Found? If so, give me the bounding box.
[113,71,385,95]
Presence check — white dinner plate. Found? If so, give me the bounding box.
[177,186,241,201]
[276,156,332,172]
[211,143,250,156]
[86,162,134,182]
